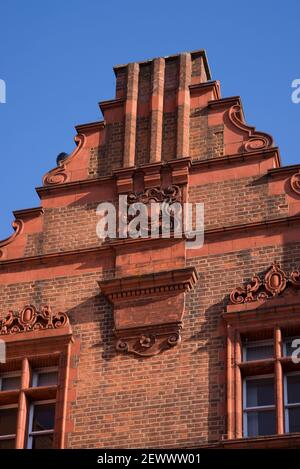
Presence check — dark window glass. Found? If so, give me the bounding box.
[32,433,53,449]
[246,378,275,408]
[32,404,55,432]
[247,410,276,437]
[245,343,274,361]
[1,375,21,391]
[0,408,17,436]
[288,407,300,433]
[286,374,300,404]
[36,372,58,388]
[0,438,15,449]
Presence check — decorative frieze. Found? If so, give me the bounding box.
[230,263,300,304]
[0,305,69,335]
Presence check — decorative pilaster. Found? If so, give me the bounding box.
[150,58,165,163]
[176,53,191,159]
[123,63,139,168]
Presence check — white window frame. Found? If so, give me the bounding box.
[31,367,58,388]
[243,374,276,437]
[284,371,300,433]
[0,403,18,445]
[0,371,21,392]
[27,399,56,449]
[242,339,274,362]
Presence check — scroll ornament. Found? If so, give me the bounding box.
[230,263,300,304]
[0,305,69,335]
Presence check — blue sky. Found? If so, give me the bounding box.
[0,0,299,238]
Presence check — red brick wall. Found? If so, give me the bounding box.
[1,50,299,449]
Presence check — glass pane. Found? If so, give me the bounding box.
[36,371,58,387]
[1,375,21,391]
[245,343,274,361]
[0,438,15,449]
[288,407,300,433]
[0,408,17,436]
[246,378,274,408]
[32,433,53,449]
[246,410,276,437]
[0,407,18,435]
[286,374,300,404]
[32,404,55,432]
[283,337,300,357]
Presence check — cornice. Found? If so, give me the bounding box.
[12,207,44,219]
[268,163,300,178]
[99,266,198,301]
[36,175,113,196]
[189,80,221,99]
[75,120,105,133]
[37,148,281,198]
[1,215,300,268]
[99,98,125,114]
[190,147,281,171]
[204,213,300,239]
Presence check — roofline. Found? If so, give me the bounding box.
[113,49,212,80]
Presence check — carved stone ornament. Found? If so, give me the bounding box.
[0,305,69,335]
[0,219,24,259]
[43,134,86,186]
[127,185,182,205]
[99,266,198,357]
[228,104,273,153]
[230,263,300,304]
[290,170,300,196]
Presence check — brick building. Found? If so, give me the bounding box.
[1,49,300,449]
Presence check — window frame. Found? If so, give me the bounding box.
[283,371,300,433]
[243,339,274,362]
[0,371,21,392]
[27,399,56,449]
[0,403,18,444]
[243,374,276,437]
[31,367,58,388]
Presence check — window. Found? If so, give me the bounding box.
[0,359,64,449]
[27,401,56,449]
[243,376,276,437]
[0,405,17,448]
[31,368,58,388]
[0,373,21,391]
[284,373,300,433]
[226,327,300,440]
[243,340,274,362]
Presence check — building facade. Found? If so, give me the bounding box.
[1,49,300,449]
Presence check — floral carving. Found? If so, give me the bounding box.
[127,185,182,205]
[115,327,182,357]
[290,170,300,196]
[230,264,300,304]
[228,104,273,153]
[0,305,69,335]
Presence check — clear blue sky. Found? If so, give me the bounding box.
[0,0,300,238]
